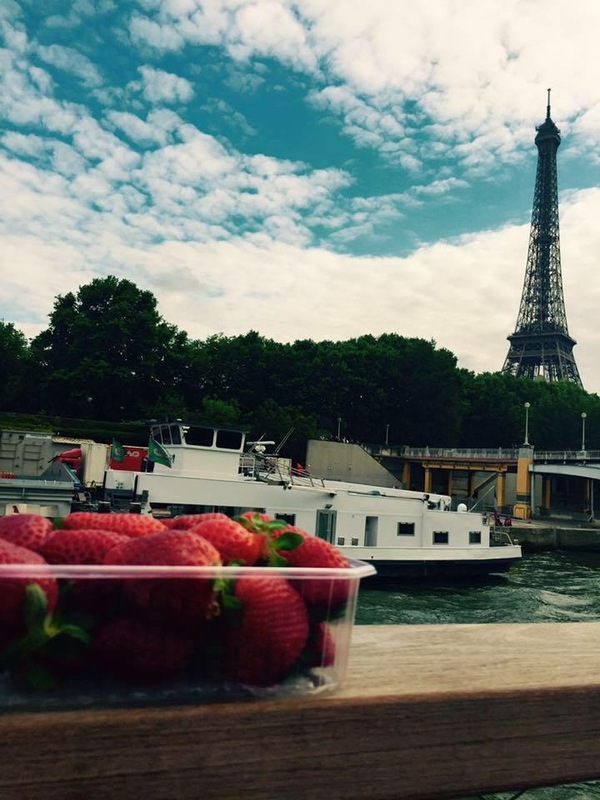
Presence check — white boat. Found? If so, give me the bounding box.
[103,421,522,581]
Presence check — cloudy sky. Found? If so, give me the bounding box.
[2,0,600,395]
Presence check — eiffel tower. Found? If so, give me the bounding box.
[502,90,583,387]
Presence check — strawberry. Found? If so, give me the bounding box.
[62,511,166,538]
[0,539,58,626]
[170,512,230,530]
[188,517,264,565]
[39,529,131,622]
[0,539,60,659]
[158,518,180,528]
[40,529,129,565]
[0,579,91,690]
[93,617,197,683]
[221,575,309,686]
[235,514,305,565]
[0,514,55,553]
[104,530,222,627]
[236,511,274,527]
[277,535,351,608]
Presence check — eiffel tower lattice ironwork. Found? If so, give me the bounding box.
[502,90,583,388]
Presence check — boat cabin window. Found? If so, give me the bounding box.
[154,425,181,445]
[397,522,415,536]
[184,427,215,447]
[433,531,449,545]
[215,429,244,450]
[469,531,482,544]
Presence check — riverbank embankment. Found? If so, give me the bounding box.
[508,518,600,552]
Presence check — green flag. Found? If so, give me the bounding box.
[111,439,126,463]
[148,438,173,468]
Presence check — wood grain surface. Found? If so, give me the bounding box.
[1,622,599,800]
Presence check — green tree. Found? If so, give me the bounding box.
[29,276,189,420]
[0,321,31,410]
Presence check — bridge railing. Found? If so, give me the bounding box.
[535,450,600,462]
[365,444,600,464]
[366,445,519,460]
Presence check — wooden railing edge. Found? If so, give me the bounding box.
[1,622,599,799]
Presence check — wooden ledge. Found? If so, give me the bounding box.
[1,623,600,799]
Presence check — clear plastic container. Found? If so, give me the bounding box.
[0,559,375,710]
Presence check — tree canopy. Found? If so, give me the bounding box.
[3,276,598,453]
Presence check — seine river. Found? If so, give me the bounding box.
[355,550,600,800]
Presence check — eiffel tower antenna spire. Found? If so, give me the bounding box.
[501,92,583,387]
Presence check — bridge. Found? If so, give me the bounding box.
[361,444,600,521]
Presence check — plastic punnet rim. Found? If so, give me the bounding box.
[0,558,376,581]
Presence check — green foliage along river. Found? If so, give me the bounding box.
[355,551,600,800]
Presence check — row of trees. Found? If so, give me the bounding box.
[2,276,598,456]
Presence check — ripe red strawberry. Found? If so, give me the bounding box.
[221,576,309,686]
[188,517,264,565]
[158,518,180,529]
[93,617,197,683]
[277,535,351,608]
[104,530,222,627]
[0,539,58,634]
[62,511,166,538]
[236,511,274,527]
[39,529,129,565]
[170,512,230,530]
[0,514,55,553]
[235,515,305,565]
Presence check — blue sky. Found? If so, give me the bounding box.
[3,0,600,396]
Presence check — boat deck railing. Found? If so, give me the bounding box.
[2,622,599,799]
[490,527,519,547]
[241,453,326,489]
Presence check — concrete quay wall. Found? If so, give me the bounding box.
[509,523,600,552]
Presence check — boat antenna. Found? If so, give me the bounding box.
[274,426,294,454]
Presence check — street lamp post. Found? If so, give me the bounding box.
[337,417,342,440]
[524,402,531,446]
[385,424,390,446]
[581,412,587,452]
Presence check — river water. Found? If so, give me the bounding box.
[355,550,600,800]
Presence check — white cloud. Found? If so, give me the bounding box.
[36,44,104,88]
[137,65,195,104]
[5,183,599,388]
[3,0,600,400]
[125,0,600,170]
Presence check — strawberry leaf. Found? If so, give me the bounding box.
[23,584,49,633]
[213,577,243,611]
[266,552,289,568]
[0,583,92,690]
[272,532,304,552]
[235,513,287,534]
